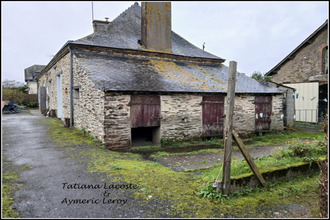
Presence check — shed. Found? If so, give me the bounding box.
[37,2,284,148]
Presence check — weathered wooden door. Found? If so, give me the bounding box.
[39,86,47,113]
[255,96,272,131]
[130,95,160,128]
[57,74,62,119]
[202,96,225,137]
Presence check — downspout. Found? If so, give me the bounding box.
[69,46,73,128]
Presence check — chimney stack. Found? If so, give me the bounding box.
[93,19,109,32]
[141,2,172,53]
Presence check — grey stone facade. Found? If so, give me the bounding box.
[270,26,328,84]
[37,2,286,149]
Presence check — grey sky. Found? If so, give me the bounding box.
[1,1,328,83]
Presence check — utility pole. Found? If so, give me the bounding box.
[221,61,237,194]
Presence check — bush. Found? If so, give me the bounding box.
[275,137,327,162]
[2,88,38,105]
[26,102,38,108]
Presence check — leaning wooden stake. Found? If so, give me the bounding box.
[220,61,237,194]
[232,130,268,188]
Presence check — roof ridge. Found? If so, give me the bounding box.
[112,2,140,23]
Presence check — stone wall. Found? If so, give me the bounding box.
[270,94,285,131]
[160,93,284,143]
[27,81,38,94]
[38,53,70,119]
[104,93,131,148]
[40,57,285,148]
[161,94,203,141]
[231,95,256,135]
[72,55,105,142]
[271,27,328,84]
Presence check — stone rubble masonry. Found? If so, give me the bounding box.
[104,93,131,148]
[270,94,285,131]
[72,55,105,142]
[161,94,203,141]
[271,27,328,84]
[38,53,70,120]
[39,52,284,148]
[230,95,256,135]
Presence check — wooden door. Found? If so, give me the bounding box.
[56,74,62,119]
[39,86,47,113]
[202,96,225,137]
[130,95,160,128]
[255,96,272,131]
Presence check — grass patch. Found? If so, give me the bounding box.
[201,134,327,183]
[43,117,324,217]
[200,155,305,183]
[150,148,222,158]
[247,129,325,147]
[40,118,101,147]
[2,157,32,218]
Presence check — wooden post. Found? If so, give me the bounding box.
[232,130,268,188]
[221,61,237,194]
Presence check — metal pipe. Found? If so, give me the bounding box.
[69,46,73,128]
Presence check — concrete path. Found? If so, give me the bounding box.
[2,110,146,218]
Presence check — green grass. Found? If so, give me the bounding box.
[244,129,325,147]
[201,134,327,183]
[42,117,325,218]
[2,158,31,218]
[40,118,101,147]
[200,155,313,183]
[150,148,222,158]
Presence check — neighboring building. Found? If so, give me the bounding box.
[24,65,45,94]
[266,20,328,123]
[36,2,285,148]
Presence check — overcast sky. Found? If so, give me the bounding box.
[1,1,328,83]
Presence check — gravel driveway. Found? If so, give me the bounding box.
[2,110,146,218]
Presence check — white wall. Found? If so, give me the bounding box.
[284,82,319,123]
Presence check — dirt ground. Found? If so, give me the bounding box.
[150,145,289,171]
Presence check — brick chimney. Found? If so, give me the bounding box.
[141,2,172,53]
[93,18,109,32]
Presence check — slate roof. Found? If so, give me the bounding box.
[74,2,222,60]
[24,65,46,82]
[74,49,282,94]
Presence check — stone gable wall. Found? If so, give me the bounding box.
[271,28,328,84]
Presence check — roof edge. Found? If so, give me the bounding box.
[71,42,225,64]
[266,19,328,76]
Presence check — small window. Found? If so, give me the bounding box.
[322,46,328,74]
[73,88,79,99]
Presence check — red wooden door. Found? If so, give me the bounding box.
[255,96,272,131]
[202,96,225,137]
[130,95,160,128]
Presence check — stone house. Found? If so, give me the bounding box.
[24,65,45,94]
[36,2,285,148]
[266,20,328,123]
